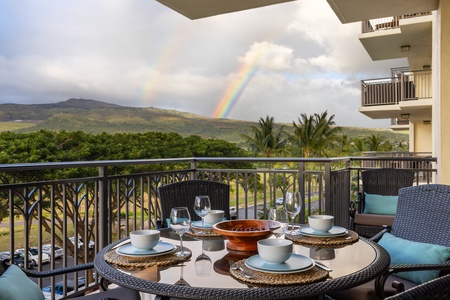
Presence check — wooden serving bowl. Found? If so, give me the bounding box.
[212,220,272,252]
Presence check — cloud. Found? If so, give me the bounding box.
[0,0,406,128]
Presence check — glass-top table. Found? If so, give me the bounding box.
[94,228,390,299]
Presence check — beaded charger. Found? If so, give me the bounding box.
[229,259,328,285]
[104,245,192,271]
[286,230,359,247]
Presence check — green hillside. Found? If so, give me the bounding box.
[0,98,408,144]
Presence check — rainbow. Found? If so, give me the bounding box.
[212,63,259,119]
[141,22,189,104]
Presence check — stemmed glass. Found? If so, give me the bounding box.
[195,240,212,277]
[268,208,289,238]
[174,264,190,286]
[193,195,211,234]
[169,207,191,257]
[284,191,302,235]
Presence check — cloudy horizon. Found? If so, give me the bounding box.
[0,0,407,128]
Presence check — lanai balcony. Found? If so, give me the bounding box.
[0,155,437,298]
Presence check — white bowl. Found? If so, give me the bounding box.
[204,210,224,224]
[257,239,293,264]
[308,215,334,232]
[130,230,160,250]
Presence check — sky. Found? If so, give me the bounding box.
[0,0,407,128]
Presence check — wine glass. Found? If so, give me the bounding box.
[193,195,211,234]
[284,191,302,235]
[174,264,190,286]
[195,241,212,277]
[268,208,289,238]
[169,207,191,257]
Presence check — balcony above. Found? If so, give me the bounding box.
[390,118,410,131]
[326,0,438,24]
[358,13,432,70]
[360,70,432,123]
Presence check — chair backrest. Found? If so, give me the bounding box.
[385,273,450,299]
[362,168,415,196]
[360,169,414,212]
[391,184,450,246]
[158,180,230,227]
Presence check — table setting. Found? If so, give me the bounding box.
[285,214,359,247]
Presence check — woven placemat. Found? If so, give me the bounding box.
[285,230,359,247]
[229,259,328,286]
[104,246,192,270]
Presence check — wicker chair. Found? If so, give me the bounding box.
[158,180,231,228]
[384,273,450,300]
[0,260,140,299]
[351,169,414,237]
[332,184,450,300]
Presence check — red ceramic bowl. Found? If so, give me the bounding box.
[212,220,272,252]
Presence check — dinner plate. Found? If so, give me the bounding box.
[191,220,214,228]
[116,242,175,257]
[299,225,348,237]
[245,254,315,274]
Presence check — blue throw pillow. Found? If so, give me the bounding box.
[364,193,398,215]
[378,232,450,284]
[0,264,45,300]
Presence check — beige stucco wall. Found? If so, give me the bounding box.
[414,122,432,152]
[439,0,450,184]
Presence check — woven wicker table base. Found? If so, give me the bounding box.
[285,230,359,247]
[229,259,329,286]
[104,245,192,271]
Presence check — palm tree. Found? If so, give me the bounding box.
[352,138,365,154]
[241,116,288,157]
[365,133,383,151]
[290,111,342,157]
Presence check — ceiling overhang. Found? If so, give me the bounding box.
[156,0,297,20]
[326,0,439,23]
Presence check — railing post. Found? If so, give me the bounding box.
[324,161,332,215]
[298,162,306,224]
[98,166,109,250]
[190,160,197,179]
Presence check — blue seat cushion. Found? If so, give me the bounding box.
[0,264,45,300]
[378,232,450,284]
[364,193,398,215]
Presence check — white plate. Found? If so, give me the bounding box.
[299,225,348,237]
[116,242,175,257]
[191,220,214,228]
[245,254,315,274]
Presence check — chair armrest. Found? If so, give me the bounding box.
[21,262,94,278]
[369,226,390,242]
[375,263,450,298]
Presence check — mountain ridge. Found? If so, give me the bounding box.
[0,98,408,144]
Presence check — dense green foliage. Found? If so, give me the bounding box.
[0,130,249,165]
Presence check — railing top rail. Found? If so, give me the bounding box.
[0,156,437,172]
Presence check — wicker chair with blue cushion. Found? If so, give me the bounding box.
[385,273,450,300]
[332,184,450,300]
[351,169,414,237]
[158,180,231,228]
[0,260,140,300]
